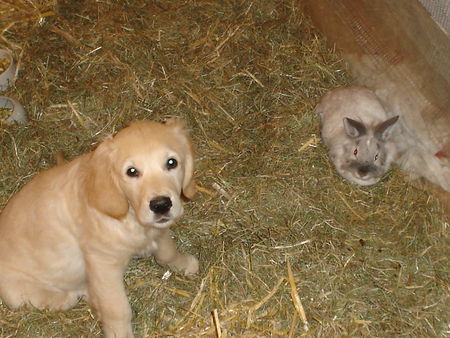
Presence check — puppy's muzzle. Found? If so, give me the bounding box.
[149,196,172,214]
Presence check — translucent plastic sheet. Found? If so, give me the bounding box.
[418,0,449,33]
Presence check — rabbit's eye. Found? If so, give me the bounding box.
[374,154,379,161]
[353,149,358,156]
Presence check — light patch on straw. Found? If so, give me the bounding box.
[68,100,85,127]
[244,70,264,88]
[212,183,231,200]
[298,135,319,152]
[196,184,215,196]
[287,259,309,331]
[250,277,285,312]
[149,282,191,298]
[170,272,209,332]
[212,309,222,337]
[336,191,365,221]
[246,277,285,329]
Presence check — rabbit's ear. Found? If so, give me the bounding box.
[375,115,399,141]
[314,102,324,117]
[343,118,366,138]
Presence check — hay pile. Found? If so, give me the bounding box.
[1,0,448,336]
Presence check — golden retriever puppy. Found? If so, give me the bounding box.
[0,119,199,337]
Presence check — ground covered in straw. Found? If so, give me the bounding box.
[0,0,448,336]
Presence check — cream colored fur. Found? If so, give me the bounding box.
[0,119,198,338]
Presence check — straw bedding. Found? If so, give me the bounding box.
[0,0,448,336]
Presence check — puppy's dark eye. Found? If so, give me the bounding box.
[167,158,178,170]
[126,167,140,177]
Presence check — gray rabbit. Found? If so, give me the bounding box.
[315,86,399,186]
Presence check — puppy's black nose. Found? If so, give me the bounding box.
[149,196,172,214]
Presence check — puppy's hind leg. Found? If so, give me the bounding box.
[0,278,26,309]
[0,275,81,311]
[29,286,82,311]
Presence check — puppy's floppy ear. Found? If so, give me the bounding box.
[165,118,197,200]
[182,141,196,200]
[84,138,129,218]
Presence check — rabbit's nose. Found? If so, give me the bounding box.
[358,165,371,177]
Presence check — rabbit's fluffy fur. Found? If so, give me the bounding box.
[316,86,399,186]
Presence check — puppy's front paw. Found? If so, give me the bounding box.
[168,253,199,276]
[183,254,199,276]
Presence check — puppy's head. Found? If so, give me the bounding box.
[85,119,196,228]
